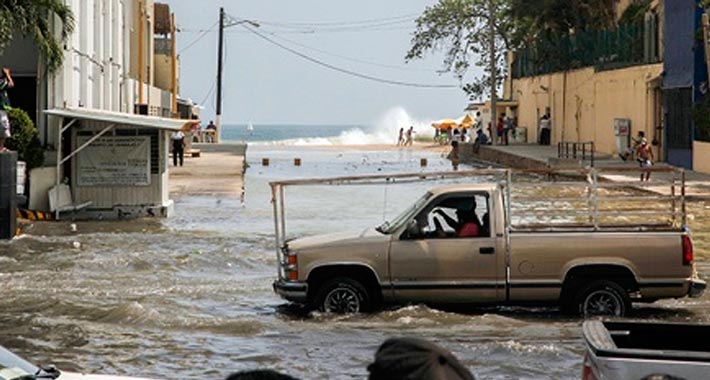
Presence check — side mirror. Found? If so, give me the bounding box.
[404,220,420,239]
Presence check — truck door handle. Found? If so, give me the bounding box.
[479,247,495,254]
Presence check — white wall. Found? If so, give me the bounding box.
[45,0,128,146]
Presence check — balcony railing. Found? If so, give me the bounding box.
[512,18,661,78]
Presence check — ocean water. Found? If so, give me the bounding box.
[221,107,436,145]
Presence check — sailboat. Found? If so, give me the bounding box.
[247,122,254,133]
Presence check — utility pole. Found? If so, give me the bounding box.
[488,0,497,146]
[138,0,144,107]
[215,7,225,143]
[171,12,178,117]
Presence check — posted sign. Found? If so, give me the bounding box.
[77,136,151,186]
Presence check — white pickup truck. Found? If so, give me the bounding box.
[0,344,157,380]
[270,168,706,316]
[582,320,710,380]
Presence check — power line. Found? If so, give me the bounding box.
[242,25,458,89]
[267,32,438,72]
[256,18,415,32]
[178,20,218,54]
[200,79,217,107]
[229,25,415,35]
[250,13,419,28]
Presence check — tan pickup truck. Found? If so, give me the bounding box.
[271,169,706,316]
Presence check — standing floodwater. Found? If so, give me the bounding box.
[1,145,709,380]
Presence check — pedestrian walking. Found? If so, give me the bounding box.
[636,138,654,182]
[620,130,645,161]
[405,126,415,146]
[539,114,551,145]
[496,116,505,145]
[447,140,460,171]
[503,114,513,145]
[0,67,14,152]
[171,130,185,167]
[397,127,405,146]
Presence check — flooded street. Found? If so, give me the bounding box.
[1,146,709,380]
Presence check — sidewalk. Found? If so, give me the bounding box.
[462,143,710,199]
[169,143,247,198]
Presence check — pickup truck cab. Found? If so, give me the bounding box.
[582,320,710,380]
[271,169,706,316]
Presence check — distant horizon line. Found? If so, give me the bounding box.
[220,123,372,127]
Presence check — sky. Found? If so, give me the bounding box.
[165,0,481,125]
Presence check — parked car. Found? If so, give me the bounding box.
[0,344,157,380]
[271,169,706,316]
[582,320,710,380]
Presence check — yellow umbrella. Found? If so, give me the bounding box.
[458,114,474,129]
[431,119,459,130]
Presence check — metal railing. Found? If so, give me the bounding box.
[558,141,595,167]
[511,21,660,78]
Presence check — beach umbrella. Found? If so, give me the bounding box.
[457,114,474,129]
[431,119,459,130]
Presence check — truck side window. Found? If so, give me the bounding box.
[420,194,488,239]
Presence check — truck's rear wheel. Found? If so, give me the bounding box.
[574,280,631,317]
[314,277,371,314]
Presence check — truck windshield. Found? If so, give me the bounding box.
[377,192,432,234]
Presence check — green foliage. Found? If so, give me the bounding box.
[405,0,620,99]
[694,96,710,142]
[618,0,652,25]
[406,0,515,100]
[0,0,75,73]
[510,0,617,35]
[5,107,45,170]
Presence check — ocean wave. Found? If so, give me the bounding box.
[250,107,436,146]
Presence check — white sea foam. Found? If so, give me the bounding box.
[253,107,435,146]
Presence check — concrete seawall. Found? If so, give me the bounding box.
[460,144,549,169]
[169,143,247,198]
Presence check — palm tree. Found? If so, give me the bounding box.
[0,0,75,73]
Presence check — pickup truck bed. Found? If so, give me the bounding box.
[583,320,710,380]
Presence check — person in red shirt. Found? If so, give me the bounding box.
[434,204,481,238]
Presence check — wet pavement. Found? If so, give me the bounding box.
[1,145,709,380]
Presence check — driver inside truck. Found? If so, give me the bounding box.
[433,201,481,238]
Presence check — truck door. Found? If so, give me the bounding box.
[388,192,502,304]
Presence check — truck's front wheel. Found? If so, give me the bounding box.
[574,280,631,317]
[314,277,371,314]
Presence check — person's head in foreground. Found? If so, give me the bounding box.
[641,375,687,380]
[226,369,300,380]
[367,337,476,380]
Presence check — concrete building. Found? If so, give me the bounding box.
[504,1,670,162]
[0,1,190,219]
[663,0,708,170]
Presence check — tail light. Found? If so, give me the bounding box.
[682,235,694,266]
[581,354,598,380]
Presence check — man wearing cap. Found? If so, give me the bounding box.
[636,137,654,181]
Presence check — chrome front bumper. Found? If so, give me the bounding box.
[689,278,706,298]
[273,279,309,303]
